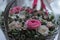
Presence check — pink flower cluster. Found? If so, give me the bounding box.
[9,6,34,14]
[25,19,41,30]
[9,6,22,14]
[25,8,33,14]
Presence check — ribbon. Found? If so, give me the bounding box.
[41,0,48,15]
[32,0,48,15]
[33,0,38,9]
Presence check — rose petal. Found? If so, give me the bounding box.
[25,19,41,29]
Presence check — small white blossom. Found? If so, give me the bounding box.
[38,25,49,36]
[47,21,54,28]
[9,21,22,30]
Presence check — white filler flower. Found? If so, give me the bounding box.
[38,25,49,36]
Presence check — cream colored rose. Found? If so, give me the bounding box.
[9,14,16,19]
[44,15,48,19]
[18,12,26,19]
[19,15,25,19]
[9,21,22,30]
[38,25,49,36]
[47,22,54,28]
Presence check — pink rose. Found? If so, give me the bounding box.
[9,9,16,14]
[20,7,25,11]
[25,8,33,14]
[13,6,22,13]
[9,6,22,14]
[25,7,30,12]
[28,9,33,14]
[25,19,41,29]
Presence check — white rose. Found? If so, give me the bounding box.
[47,22,54,28]
[38,25,49,36]
[9,21,22,30]
[44,15,48,19]
[19,15,25,19]
[19,11,26,19]
[9,15,16,19]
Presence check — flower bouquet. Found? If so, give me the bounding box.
[6,6,57,40]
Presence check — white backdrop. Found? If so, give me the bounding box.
[0,0,7,12]
[0,28,6,40]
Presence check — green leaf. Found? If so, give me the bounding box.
[37,14,40,17]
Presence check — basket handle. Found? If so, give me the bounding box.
[3,0,16,32]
